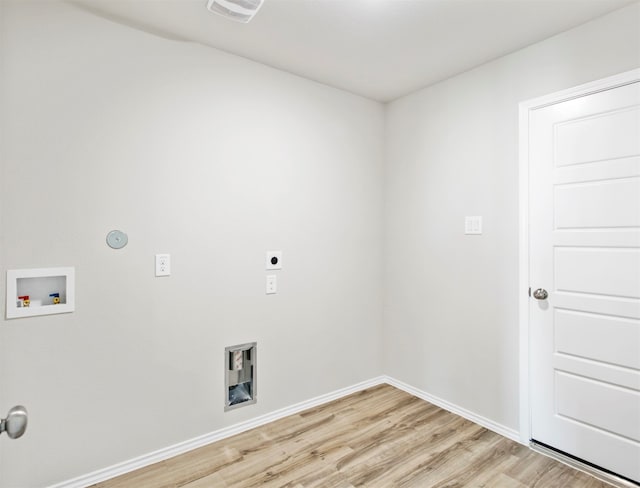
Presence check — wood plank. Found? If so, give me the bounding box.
[91,385,614,488]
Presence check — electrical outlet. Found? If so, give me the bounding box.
[155,254,171,276]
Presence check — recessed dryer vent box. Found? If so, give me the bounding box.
[6,267,75,319]
[225,342,256,411]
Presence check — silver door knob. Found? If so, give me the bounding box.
[533,288,548,300]
[0,406,28,439]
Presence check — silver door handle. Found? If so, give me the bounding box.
[0,406,28,439]
[533,288,548,300]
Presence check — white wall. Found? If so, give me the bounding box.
[0,2,384,486]
[383,2,640,432]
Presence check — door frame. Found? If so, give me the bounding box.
[518,68,640,443]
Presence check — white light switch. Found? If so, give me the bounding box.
[266,274,277,294]
[465,216,482,235]
[155,254,171,276]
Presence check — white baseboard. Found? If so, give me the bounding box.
[48,375,522,488]
[383,375,522,444]
[47,376,387,488]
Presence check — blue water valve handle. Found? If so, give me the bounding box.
[49,293,60,304]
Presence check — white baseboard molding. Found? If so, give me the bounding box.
[49,375,522,488]
[47,376,387,488]
[383,375,522,444]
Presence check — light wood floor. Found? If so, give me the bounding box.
[92,384,613,487]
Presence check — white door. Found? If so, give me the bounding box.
[529,78,640,483]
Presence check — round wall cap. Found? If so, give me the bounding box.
[106,230,128,249]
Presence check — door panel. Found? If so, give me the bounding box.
[554,177,640,229]
[554,105,640,166]
[555,309,640,369]
[554,247,640,298]
[529,80,640,483]
[556,371,640,441]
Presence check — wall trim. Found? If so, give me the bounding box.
[517,67,640,444]
[47,376,387,488]
[383,375,521,444]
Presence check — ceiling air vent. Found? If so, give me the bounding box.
[206,0,265,23]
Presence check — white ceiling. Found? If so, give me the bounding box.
[69,0,635,102]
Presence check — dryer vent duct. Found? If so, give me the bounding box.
[206,0,265,23]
